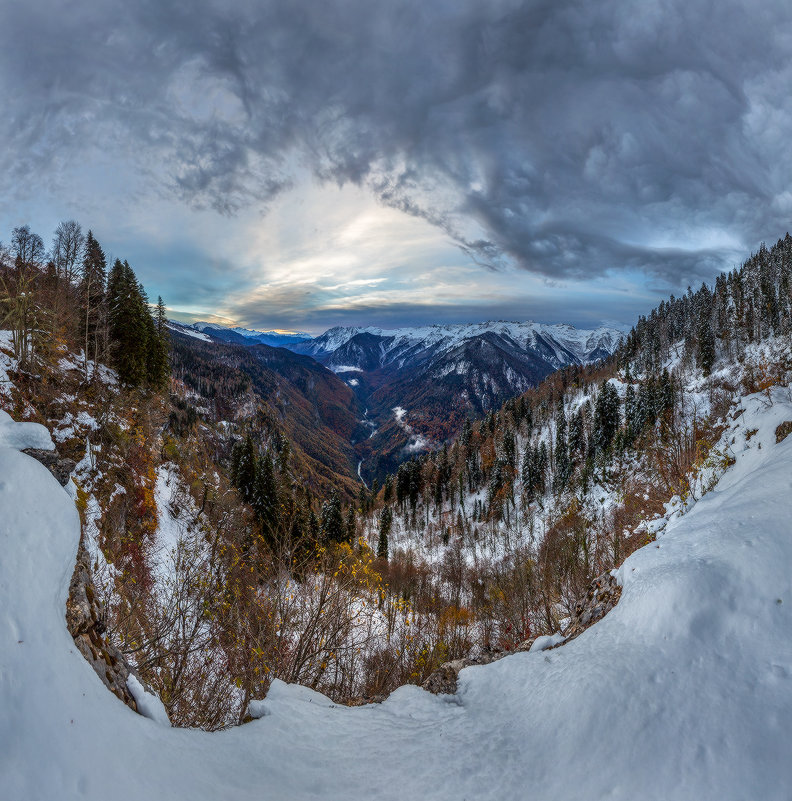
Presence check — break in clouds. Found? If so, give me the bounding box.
[2,0,792,327]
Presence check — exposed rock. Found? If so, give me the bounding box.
[66,540,139,712]
[562,571,622,644]
[341,693,389,707]
[422,662,464,695]
[421,652,507,696]
[775,420,792,444]
[22,447,76,486]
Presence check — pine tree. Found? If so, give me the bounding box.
[320,491,345,543]
[594,381,620,455]
[80,231,107,373]
[377,506,392,560]
[253,453,279,545]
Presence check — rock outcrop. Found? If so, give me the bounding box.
[775,420,792,444]
[66,540,139,713]
[421,647,531,696]
[22,447,76,486]
[561,572,622,643]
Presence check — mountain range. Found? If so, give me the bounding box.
[288,321,622,479]
[169,319,622,482]
[172,321,312,348]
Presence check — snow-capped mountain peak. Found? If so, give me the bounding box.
[289,320,623,371]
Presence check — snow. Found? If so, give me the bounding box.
[192,322,311,340]
[329,365,363,373]
[152,465,187,584]
[304,320,623,366]
[127,674,171,727]
[0,409,54,451]
[528,632,565,652]
[2,385,792,797]
[392,405,430,453]
[166,322,212,342]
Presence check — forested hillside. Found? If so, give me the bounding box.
[357,233,792,655]
[168,332,364,496]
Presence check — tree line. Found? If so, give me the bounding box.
[0,222,169,388]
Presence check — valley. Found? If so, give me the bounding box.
[1,218,792,799]
[6,3,792,797]
[172,319,623,485]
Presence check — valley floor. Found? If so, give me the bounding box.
[2,390,792,800]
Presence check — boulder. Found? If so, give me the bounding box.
[22,447,76,486]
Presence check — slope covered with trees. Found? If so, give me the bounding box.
[356,233,792,657]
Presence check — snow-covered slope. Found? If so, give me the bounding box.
[2,389,791,798]
[165,321,213,341]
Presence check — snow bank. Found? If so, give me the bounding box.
[0,409,54,451]
[528,632,565,652]
[127,675,171,727]
[2,394,792,799]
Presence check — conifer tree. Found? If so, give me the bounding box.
[697,315,716,376]
[147,295,170,388]
[253,453,279,544]
[320,491,345,543]
[345,505,357,544]
[307,509,320,542]
[568,406,586,458]
[594,382,620,455]
[377,506,392,560]
[80,230,107,372]
[553,397,571,491]
[233,436,258,504]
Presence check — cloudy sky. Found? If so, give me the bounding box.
[2,0,791,334]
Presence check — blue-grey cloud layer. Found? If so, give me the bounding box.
[2,0,792,321]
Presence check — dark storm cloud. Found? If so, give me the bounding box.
[1,0,791,288]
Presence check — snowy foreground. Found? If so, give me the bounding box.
[2,395,792,800]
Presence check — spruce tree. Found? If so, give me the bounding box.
[234,436,258,503]
[697,316,716,376]
[553,397,570,491]
[345,505,357,545]
[377,506,392,560]
[106,260,152,386]
[253,453,279,545]
[80,230,107,371]
[594,382,620,455]
[320,491,345,543]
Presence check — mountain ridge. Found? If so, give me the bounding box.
[288,320,623,369]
